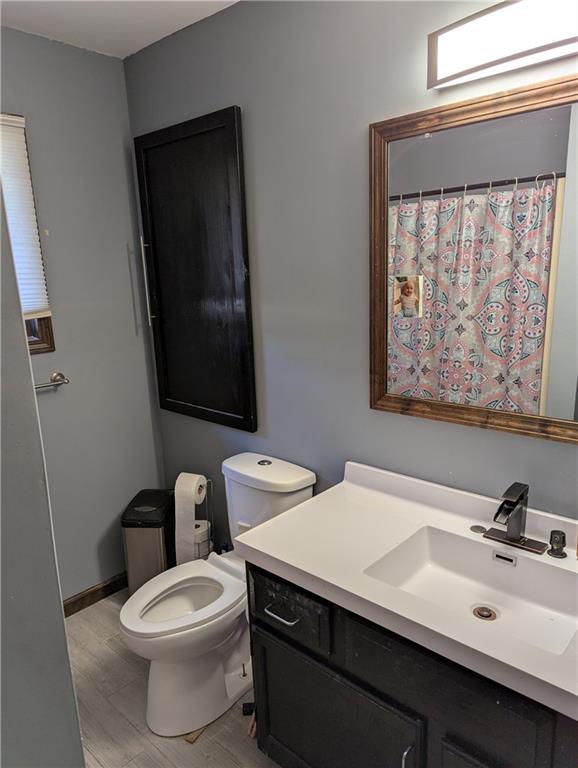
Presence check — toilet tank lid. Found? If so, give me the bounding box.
[221,453,316,493]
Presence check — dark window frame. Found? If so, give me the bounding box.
[25,317,55,355]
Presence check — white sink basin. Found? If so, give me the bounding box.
[365,526,577,656]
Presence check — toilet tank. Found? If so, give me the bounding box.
[222,453,316,544]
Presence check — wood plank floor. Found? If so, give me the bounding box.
[66,590,278,768]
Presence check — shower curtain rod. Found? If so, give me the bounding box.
[388,171,566,202]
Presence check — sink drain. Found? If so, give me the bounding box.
[473,605,497,621]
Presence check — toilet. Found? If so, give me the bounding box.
[119,452,316,737]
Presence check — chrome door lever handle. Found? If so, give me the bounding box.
[34,371,70,391]
[264,603,300,627]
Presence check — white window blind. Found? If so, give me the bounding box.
[0,114,51,319]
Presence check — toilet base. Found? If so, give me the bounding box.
[146,652,253,737]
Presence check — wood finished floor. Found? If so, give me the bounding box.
[66,589,278,768]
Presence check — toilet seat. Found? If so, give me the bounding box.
[120,556,246,639]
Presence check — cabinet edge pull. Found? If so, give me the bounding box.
[401,744,413,768]
[139,235,156,327]
[264,603,301,627]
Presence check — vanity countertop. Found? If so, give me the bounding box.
[235,461,578,720]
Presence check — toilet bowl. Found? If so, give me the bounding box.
[120,453,316,737]
[120,552,251,736]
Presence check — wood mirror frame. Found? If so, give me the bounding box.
[370,75,578,444]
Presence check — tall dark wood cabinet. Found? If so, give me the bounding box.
[134,106,257,431]
[247,564,578,768]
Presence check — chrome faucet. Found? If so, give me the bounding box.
[483,482,548,555]
[494,482,528,542]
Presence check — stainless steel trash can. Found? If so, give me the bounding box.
[121,489,175,595]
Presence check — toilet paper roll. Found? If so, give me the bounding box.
[193,537,212,560]
[175,472,207,564]
[193,520,211,544]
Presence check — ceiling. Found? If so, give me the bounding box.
[0,1,237,58]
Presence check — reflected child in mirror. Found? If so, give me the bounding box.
[394,277,421,318]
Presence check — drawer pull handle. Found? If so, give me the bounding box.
[401,744,413,768]
[264,603,301,627]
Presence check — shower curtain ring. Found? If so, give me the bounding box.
[419,190,423,205]
[535,171,556,192]
[514,177,518,193]
[463,183,468,198]
[440,186,444,200]
[488,180,492,194]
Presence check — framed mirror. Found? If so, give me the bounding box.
[370,76,578,443]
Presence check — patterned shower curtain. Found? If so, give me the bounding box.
[387,184,556,414]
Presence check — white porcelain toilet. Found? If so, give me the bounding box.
[119,452,315,737]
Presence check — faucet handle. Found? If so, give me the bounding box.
[501,482,529,503]
[547,530,567,559]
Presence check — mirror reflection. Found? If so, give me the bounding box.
[387,104,577,421]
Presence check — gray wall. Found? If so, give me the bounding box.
[1,203,84,767]
[389,105,571,196]
[124,1,578,545]
[547,104,578,420]
[1,27,163,598]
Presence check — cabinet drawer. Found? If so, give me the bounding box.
[340,612,555,768]
[248,567,331,655]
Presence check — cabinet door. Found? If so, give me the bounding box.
[340,612,555,768]
[441,740,492,768]
[134,106,257,431]
[252,626,425,768]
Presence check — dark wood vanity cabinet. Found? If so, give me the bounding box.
[247,565,578,768]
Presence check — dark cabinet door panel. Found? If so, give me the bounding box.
[253,626,425,768]
[340,613,554,768]
[134,107,257,431]
[552,715,578,768]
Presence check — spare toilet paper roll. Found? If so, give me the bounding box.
[193,520,211,543]
[175,472,207,564]
[194,541,212,559]
[193,521,212,559]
